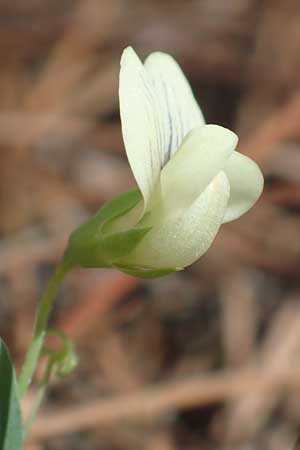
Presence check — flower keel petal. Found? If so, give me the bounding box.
[122,171,230,268]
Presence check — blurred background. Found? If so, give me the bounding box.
[1,0,300,449]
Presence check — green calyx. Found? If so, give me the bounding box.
[63,188,180,278]
[64,189,152,269]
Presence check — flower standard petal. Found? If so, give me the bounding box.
[159,124,237,216]
[119,47,164,211]
[222,152,264,223]
[120,171,230,269]
[145,51,205,165]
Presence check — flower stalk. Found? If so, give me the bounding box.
[22,357,54,437]
[18,259,71,398]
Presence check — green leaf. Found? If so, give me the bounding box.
[0,339,23,450]
[112,263,181,278]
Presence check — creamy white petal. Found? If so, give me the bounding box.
[144,52,205,165]
[123,171,230,268]
[119,47,163,210]
[158,124,237,216]
[223,152,264,223]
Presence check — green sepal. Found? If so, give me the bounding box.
[112,263,181,278]
[0,339,23,450]
[94,188,142,226]
[80,227,152,268]
[101,227,152,261]
[64,188,143,268]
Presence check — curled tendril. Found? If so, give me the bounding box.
[23,329,78,436]
[43,328,79,378]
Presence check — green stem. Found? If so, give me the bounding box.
[18,260,71,398]
[23,358,54,437]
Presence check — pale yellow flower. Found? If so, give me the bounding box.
[113,47,264,270]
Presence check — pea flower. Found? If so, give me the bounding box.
[65,47,264,277]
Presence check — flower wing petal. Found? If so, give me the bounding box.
[123,171,230,268]
[159,124,237,216]
[119,47,163,210]
[144,51,205,165]
[223,152,264,223]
